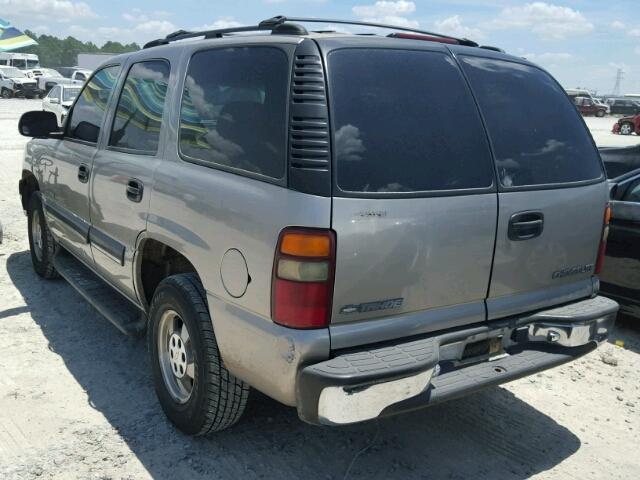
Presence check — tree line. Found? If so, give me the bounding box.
[20,31,139,68]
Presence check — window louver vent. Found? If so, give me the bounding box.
[292,55,326,105]
[289,55,330,169]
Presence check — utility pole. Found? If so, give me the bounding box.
[612,68,624,96]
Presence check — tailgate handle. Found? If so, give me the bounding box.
[508,211,544,241]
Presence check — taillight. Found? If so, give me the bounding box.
[271,227,336,329]
[595,204,611,275]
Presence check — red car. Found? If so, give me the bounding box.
[574,96,607,117]
[612,114,640,135]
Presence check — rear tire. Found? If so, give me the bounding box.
[620,122,634,135]
[148,273,249,435]
[1,88,12,99]
[27,192,58,279]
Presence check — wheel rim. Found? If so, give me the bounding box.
[157,309,195,404]
[31,209,43,261]
[621,124,632,134]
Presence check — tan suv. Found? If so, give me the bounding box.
[18,16,617,435]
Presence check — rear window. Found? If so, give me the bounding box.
[328,49,494,194]
[460,56,603,188]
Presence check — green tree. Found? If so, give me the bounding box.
[20,31,139,68]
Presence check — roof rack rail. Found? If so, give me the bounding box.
[143,14,479,49]
[270,16,478,47]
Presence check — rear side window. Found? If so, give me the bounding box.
[328,49,494,194]
[109,60,170,154]
[67,65,120,144]
[460,56,603,188]
[179,47,288,179]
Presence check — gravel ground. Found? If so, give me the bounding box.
[0,99,639,480]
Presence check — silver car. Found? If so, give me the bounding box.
[17,16,617,435]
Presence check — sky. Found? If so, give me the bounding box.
[2,0,639,94]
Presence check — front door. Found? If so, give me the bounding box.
[40,65,121,265]
[89,60,171,301]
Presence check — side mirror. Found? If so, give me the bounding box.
[18,111,61,138]
[50,97,60,104]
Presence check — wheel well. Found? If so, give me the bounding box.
[138,239,198,307]
[20,171,39,211]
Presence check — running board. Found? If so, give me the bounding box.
[53,248,146,335]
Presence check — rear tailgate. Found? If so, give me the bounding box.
[457,53,608,319]
[325,46,497,331]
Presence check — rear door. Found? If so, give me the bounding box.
[327,47,498,331]
[90,59,171,301]
[459,54,608,319]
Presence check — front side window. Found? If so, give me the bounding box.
[626,181,640,203]
[109,61,170,154]
[63,87,80,103]
[460,56,603,188]
[179,47,288,179]
[329,49,494,193]
[67,65,120,144]
[49,86,61,101]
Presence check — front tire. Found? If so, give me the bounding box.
[148,273,249,435]
[27,192,58,279]
[1,88,12,99]
[620,122,634,135]
[596,110,605,117]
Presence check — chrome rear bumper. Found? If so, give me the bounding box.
[297,295,617,425]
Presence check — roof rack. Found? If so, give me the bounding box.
[277,16,478,47]
[144,15,479,49]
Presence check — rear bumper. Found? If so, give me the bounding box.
[297,296,617,425]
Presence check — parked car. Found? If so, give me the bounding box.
[607,98,640,116]
[599,145,640,318]
[601,144,640,179]
[0,52,40,70]
[594,98,611,115]
[0,66,38,98]
[17,16,617,435]
[33,68,88,97]
[42,84,81,126]
[612,114,640,136]
[565,88,593,102]
[574,96,607,117]
[57,67,92,82]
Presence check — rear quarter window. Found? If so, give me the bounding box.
[460,56,603,188]
[179,47,288,180]
[328,48,494,194]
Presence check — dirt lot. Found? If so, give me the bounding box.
[0,99,639,480]
[585,115,640,148]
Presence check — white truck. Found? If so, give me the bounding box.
[0,66,38,98]
[24,67,90,97]
[0,52,40,70]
